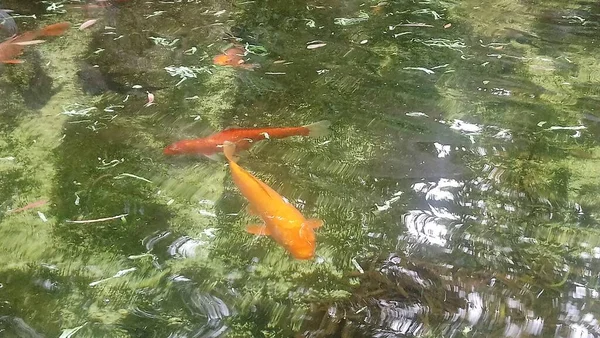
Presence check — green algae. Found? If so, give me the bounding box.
[2,0,600,337]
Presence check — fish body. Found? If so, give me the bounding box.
[223,142,322,259]
[0,22,70,64]
[213,46,258,70]
[164,120,330,157]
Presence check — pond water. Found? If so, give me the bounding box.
[1,0,600,337]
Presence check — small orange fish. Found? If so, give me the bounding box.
[164,120,330,159]
[0,21,70,64]
[223,141,323,259]
[213,46,258,70]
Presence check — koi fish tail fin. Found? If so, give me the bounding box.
[39,22,70,37]
[303,120,331,137]
[223,141,237,162]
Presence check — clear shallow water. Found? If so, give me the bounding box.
[1,0,600,337]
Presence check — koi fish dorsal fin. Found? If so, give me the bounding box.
[304,219,323,229]
[246,204,260,216]
[246,224,270,236]
[303,120,331,137]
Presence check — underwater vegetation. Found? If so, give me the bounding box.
[1,0,600,337]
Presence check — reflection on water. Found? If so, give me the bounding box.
[1,0,600,337]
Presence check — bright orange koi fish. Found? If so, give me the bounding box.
[213,46,259,70]
[0,21,70,64]
[164,120,330,159]
[223,141,323,260]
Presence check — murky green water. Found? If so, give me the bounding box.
[1,0,600,337]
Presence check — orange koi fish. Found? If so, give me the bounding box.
[0,21,70,64]
[223,141,323,259]
[164,120,330,159]
[213,46,259,70]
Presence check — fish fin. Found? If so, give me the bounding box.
[222,141,237,162]
[204,153,223,161]
[3,59,23,64]
[246,224,270,236]
[39,22,70,36]
[304,219,323,229]
[246,204,259,216]
[235,149,249,159]
[303,120,331,137]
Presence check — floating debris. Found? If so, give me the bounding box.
[183,47,197,55]
[128,253,156,260]
[149,36,179,49]
[403,67,435,74]
[66,213,128,224]
[546,125,586,131]
[412,9,442,20]
[144,11,165,19]
[79,19,97,30]
[114,173,153,183]
[307,41,327,49]
[245,43,269,56]
[97,157,123,170]
[144,91,155,107]
[103,105,124,112]
[61,107,96,117]
[59,323,86,338]
[165,65,211,86]
[38,211,48,222]
[89,267,136,287]
[389,22,434,30]
[334,12,369,26]
[406,112,429,117]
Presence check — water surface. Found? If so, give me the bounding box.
[1,0,600,337]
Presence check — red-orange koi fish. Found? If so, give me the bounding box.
[213,46,259,70]
[164,120,330,159]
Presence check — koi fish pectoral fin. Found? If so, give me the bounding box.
[304,219,323,229]
[2,59,23,64]
[204,153,223,161]
[246,204,260,216]
[246,224,271,236]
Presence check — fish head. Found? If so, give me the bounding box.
[288,226,316,260]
